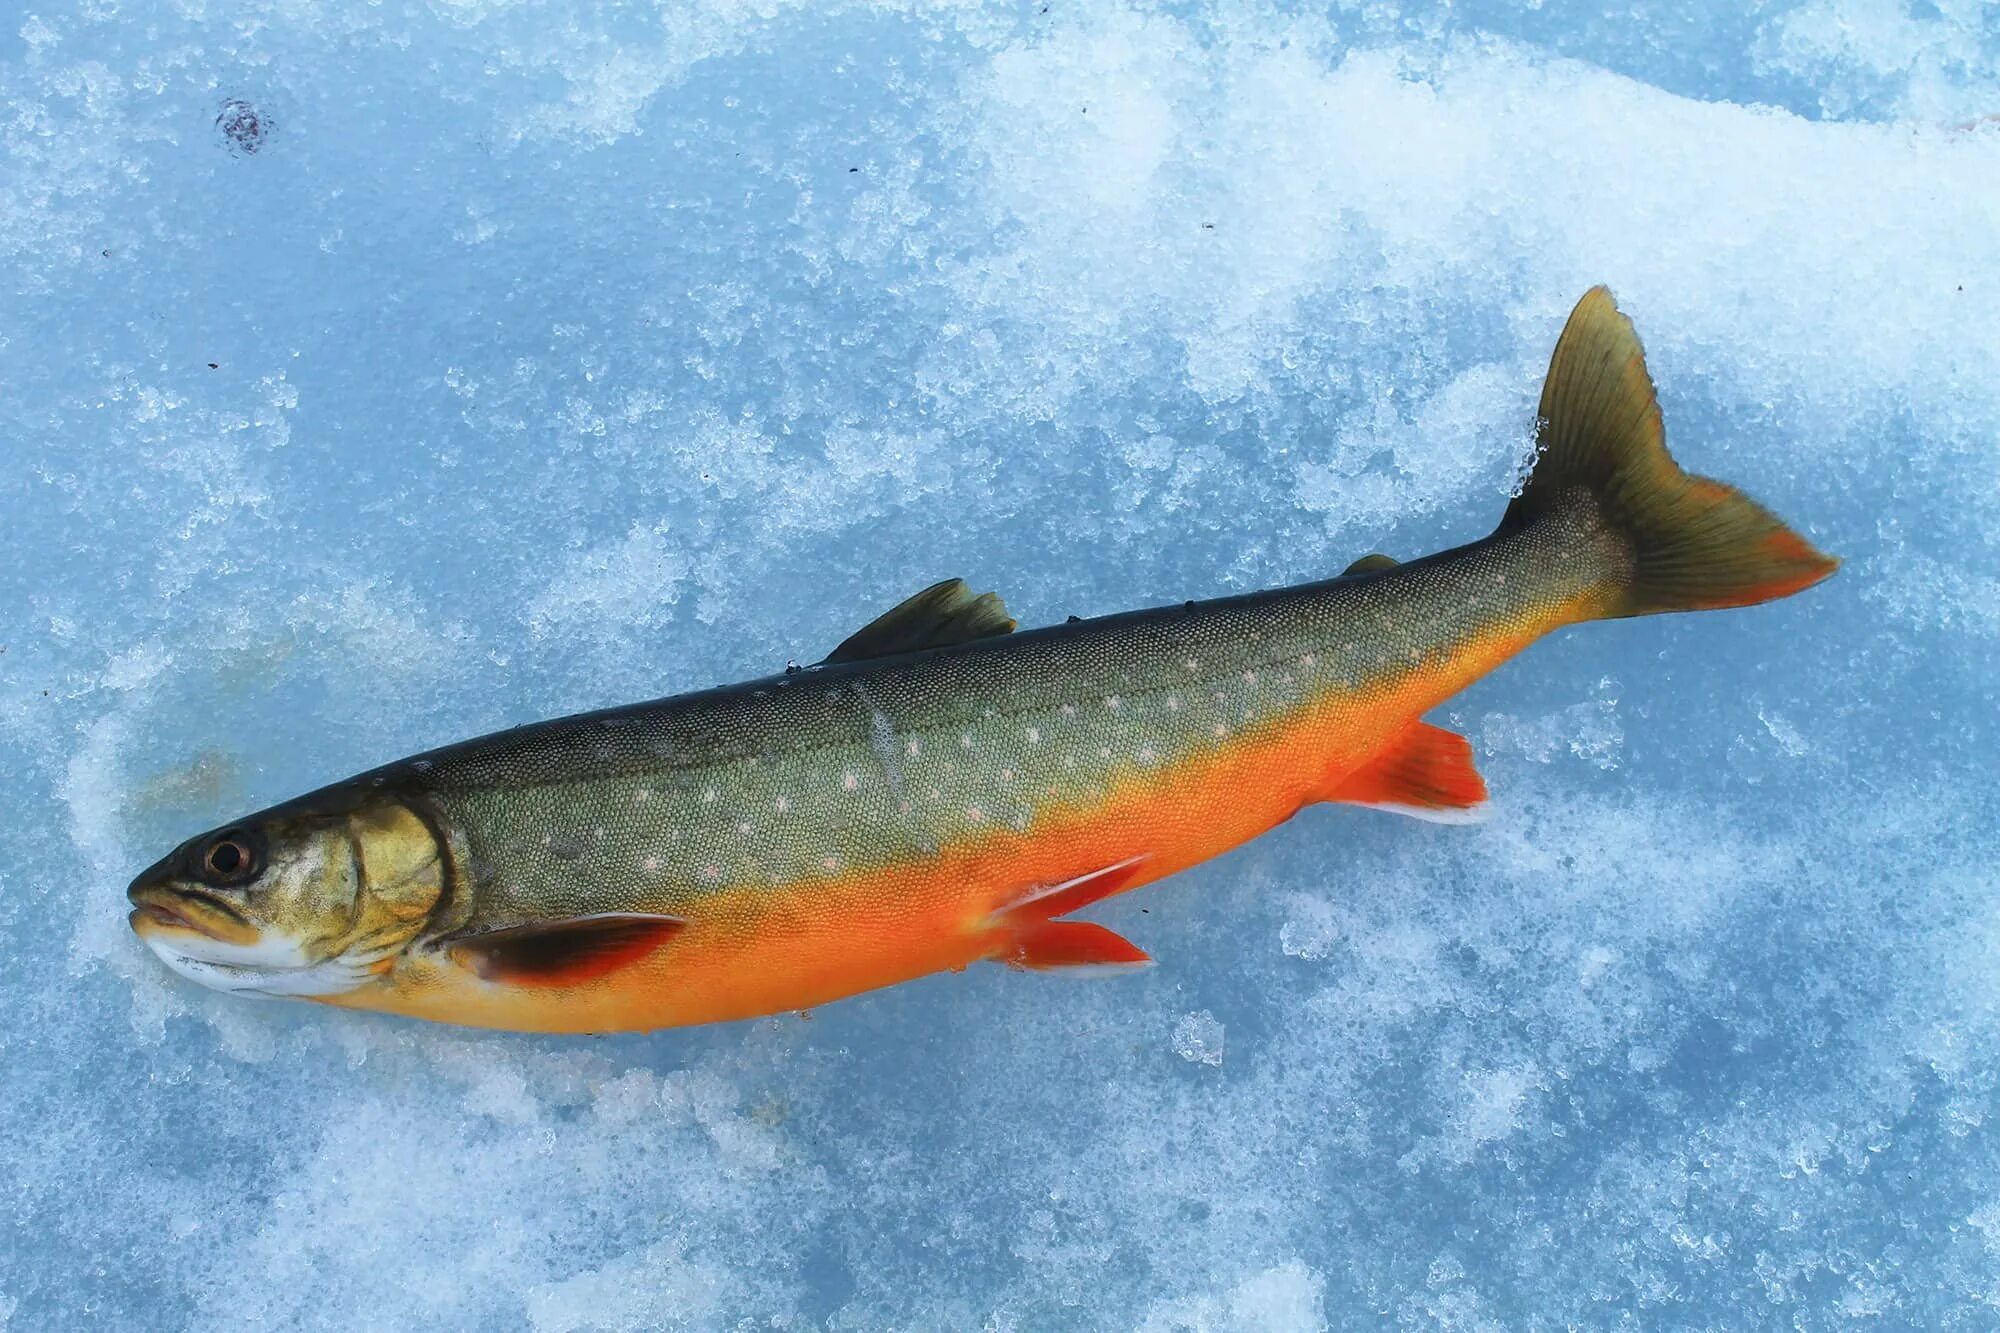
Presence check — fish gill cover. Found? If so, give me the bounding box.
[1,0,1996,1327]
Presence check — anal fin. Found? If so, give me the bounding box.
[1326,721,1489,823]
[446,913,685,988]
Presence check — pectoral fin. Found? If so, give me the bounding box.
[1325,721,1490,823]
[446,913,685,988]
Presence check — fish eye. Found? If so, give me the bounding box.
[196,828,263,886]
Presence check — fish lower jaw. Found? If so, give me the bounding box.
[135,931,372,999]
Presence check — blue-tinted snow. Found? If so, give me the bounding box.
[3,1,1998,1327]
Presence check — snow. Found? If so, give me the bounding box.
[1172,1009,1226,1067]
[4,0,1999,1326]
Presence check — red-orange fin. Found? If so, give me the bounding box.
[1000,853,1150,920]
[445,913,684,988]
[991,855,1153,975]
[1004,920,1152,974]
[1326,721,1489,824]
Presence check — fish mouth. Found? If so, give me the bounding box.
[130,899,199,933]
[126,884,255,945]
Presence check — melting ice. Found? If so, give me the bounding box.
[3,0,1999,1326]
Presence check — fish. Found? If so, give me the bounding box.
[126,288,1838,1033]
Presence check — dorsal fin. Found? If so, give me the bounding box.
[824,579,1016,664]
[1342,553,1400,576]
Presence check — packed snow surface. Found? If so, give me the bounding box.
[4,1,1999,1327]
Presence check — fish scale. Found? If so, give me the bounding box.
[127,288,1838,1033]
[411,517,1589,926]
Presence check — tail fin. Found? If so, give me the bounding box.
[1505,287,1837,618]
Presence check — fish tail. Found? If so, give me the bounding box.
[1503,287,1838,618]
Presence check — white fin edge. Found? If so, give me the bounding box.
[1348,800,1494,826]
[1000,853,1151,915]
[1016,959,1156,978]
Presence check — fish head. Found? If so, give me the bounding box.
[127,794,447,999]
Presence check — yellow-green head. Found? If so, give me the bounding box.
[126,797,445,999]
